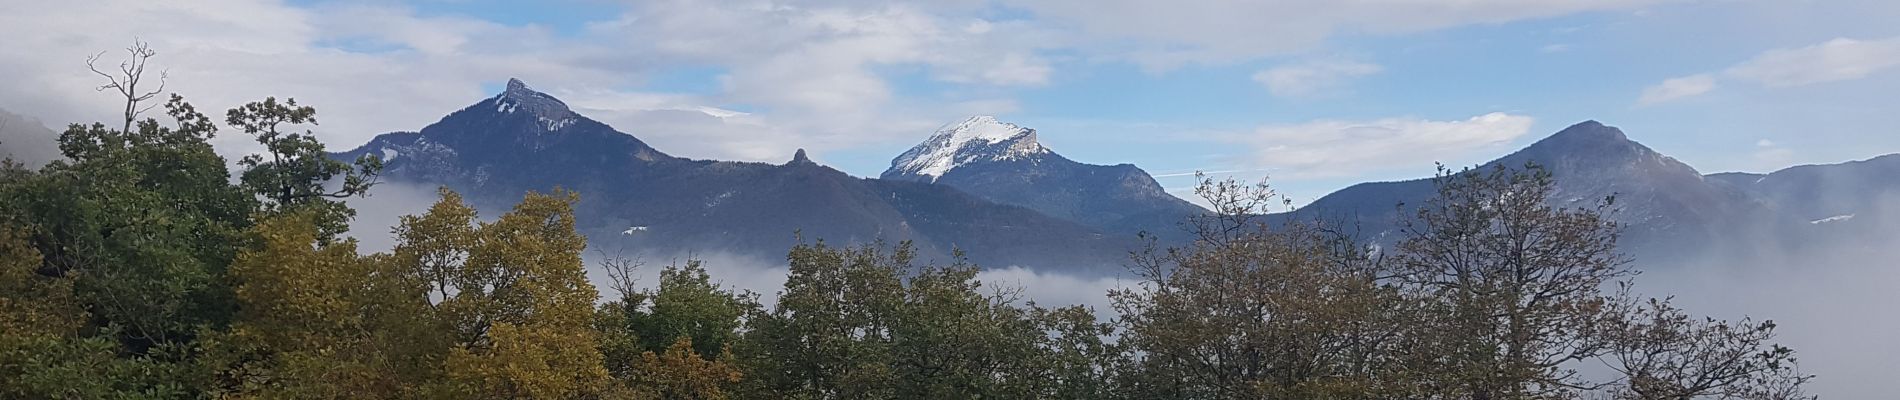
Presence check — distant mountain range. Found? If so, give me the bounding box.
[1286,121,1900,265]
[335,79,1134,271]
[324,79,1897,273]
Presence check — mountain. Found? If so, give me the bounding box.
[337,79,1133,271]
[1705,154,1900,249]
[1284,121,1783,261]
[1718,154,1900,223]
[0,108,61,167]
[881,116,1204,236]
[337,81,1894,271]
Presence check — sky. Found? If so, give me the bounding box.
[3,0,1900,204]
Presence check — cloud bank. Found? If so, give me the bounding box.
[1639,36,1900,104]
[1229,112,1535,179]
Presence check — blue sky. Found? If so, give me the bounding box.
[3,0,1900,204]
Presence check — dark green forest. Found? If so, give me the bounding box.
[0,45,1813,399]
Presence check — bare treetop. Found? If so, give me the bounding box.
[87,39,167,132]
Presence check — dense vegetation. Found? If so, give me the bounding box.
[0,45,1813,399]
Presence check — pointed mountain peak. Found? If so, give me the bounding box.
[885,116,1051,182]
[488,78,575,131]
[789,148,814,165]
[1538,120,1629,146]
[1490,119,1700,182]
[1506,120,1648,163]
[499,78,556,103]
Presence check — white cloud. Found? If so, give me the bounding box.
[976,266,1133,312]
[0,0,1056,166]
[1637,74,1717,105]
[1232,112,1536,179]
[1638,36,1900,104]
[0,0,641,162]
[0,0,1703,169]
[1251,59,1383,98]
[1002,0,1679,69]
[1725,37,1900,87]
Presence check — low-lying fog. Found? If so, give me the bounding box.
[348,182,1894,398]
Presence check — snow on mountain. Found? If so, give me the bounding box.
[889,116,1049,182]
[334,84,1134,273]
[494,78,577,132]
[1810,214,1855,224]
[882,116,1204,238]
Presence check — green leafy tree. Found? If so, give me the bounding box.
[228,97,382,242]
[888,262,1050,399]
[0,43,256,364]
[14,94,254,355]
[0,221,189,399]
[739,240,907,399]
[1026,305,1126,400]
[630,260,756,359]
[594,256,757,397]
[740,241,1109,400]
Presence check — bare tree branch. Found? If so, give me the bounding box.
[86,39,165,133]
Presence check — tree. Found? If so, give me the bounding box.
[1026,305,1125,400]
[594,256,756,398]
[0,221,188,399]
[888,263,1048,399]
[1600,295,1812,399]
[16,94,255,355]
[1112,175,1417,399]
[402,189,608,398]
[740,241,1118,400]
[627,260,756,360]
[1389,164,1632,398]
[738,240,907,399]
[0,42,259,360]
[0,225,83,338]
[86,40,167,133]
[204,212,442,399]
[229,97,382,242]
[621,338,745,400]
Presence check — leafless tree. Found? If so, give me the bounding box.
[87,39,167,132]
[597,247,646,300]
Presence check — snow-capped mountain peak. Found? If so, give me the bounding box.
[940,115,1033,144]
[492,78,576,132]
[888,116,1049,182]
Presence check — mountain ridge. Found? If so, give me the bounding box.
[336,80,1135,272]
[328,79,1898,273]
[881,115,1205,237]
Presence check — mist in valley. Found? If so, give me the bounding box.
[1629,205,1900,398]
[344,181,1130,311]
[341,177,1897,398]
